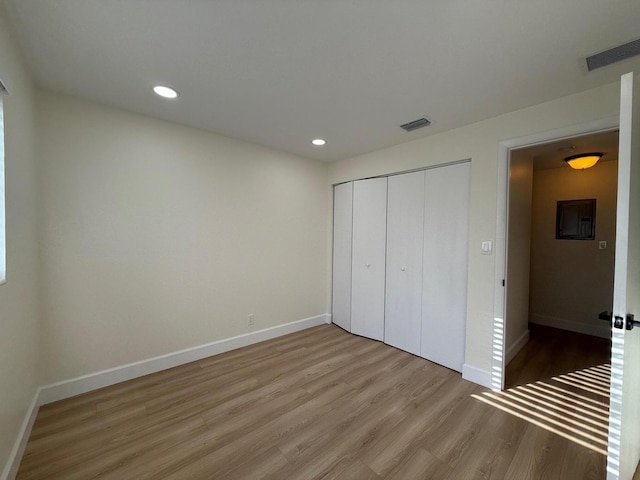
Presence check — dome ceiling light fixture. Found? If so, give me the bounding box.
[564,152,603,170]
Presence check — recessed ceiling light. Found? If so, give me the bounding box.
[311,138,326,146]
[153,85,179,99]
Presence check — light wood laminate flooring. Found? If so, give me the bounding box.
[18,323,611,479]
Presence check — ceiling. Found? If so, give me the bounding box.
[515,129,620,171]
[4,1,640,162]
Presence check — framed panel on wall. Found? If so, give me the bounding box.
[555,198,596,240]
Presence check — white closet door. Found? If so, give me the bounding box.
[332,182,353,332]
[351,177,387,341]
[384,171,425,355]
[422,162,470,372]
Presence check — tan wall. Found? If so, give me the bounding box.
[505,151,533,361]
[37,91,329,383]
[0,9,41,473]
[329,81,620,374]
[529,160,617,335]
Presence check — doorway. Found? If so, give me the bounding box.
[504,128,619,388]
[492,117,619,391]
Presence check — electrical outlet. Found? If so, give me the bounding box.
[248,314,255,326]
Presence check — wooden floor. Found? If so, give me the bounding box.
[506,323,610,389]
[17,323,611,479]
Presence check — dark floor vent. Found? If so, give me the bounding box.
[400,117,431,132]
[586,38,640,72]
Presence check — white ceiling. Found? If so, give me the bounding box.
[4,0,640,162]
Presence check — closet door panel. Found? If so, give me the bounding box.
[351,177,387,341]
[384,171,425,355]
[421,162,471,372]
[332,182,353,332]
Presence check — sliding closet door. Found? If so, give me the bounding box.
[332,182,353,332]
[351,177,387,341]
[422,162,470,372]
[384,171,425,355]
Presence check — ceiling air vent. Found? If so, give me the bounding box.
[586,38,640,72]
[400,117,431,132]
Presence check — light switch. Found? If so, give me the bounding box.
[481,240,493,255]
[599,241,607,250]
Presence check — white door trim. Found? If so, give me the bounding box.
[492,116,619,391]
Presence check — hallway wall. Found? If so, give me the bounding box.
[529,160,618,337]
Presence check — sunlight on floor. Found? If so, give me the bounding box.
[473,363,611,456]
[491,316,505,390]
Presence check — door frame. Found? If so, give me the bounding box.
[492,116,619,391]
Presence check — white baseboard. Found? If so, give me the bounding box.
[1,391,40,480]
[462,363,492,389]
[530,314,610,339]
[38,313,331,406]
[505,329,530,366]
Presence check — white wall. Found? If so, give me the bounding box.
[329,82,621,377]
[505,151,533,363]
[0,9,41,474]
[529,160,617,337]
[37,91,329,383]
